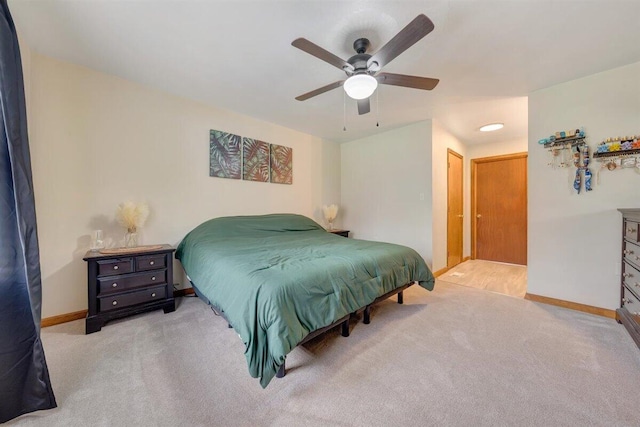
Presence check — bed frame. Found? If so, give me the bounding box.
[275,281,415,377]
[191,280,415,379]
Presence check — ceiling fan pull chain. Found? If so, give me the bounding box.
[376,89,380,127]
[343,90,347,131]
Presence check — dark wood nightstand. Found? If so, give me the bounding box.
[328,229,350,238]
[83,244,176,334]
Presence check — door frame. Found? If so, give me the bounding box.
[471,152,528,260]
[447,148,464,268]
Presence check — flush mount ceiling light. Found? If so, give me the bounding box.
[343,74,378,100]
[480,123,504,132]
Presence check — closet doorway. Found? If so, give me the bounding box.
[471,153,527,265]
[447,149,464,268]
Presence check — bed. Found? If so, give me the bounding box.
[176,214,434,387]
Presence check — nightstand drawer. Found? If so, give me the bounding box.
[98,258,133,276]
[623,261,640,290]
[623,241,640,269]
[625,220,640,244]
[623,286,640,320]
[99,286,167,312]
[136,254,166,271]
[98,270,167,295]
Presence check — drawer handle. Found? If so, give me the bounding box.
[112,283,118,288]
[623,272,633,278]
[624,249,634,255]
[623,298,633,304]
[628,227,637,233]
[151,276,156,281]
[635,282,640,288]
[112,300,118,306]
[634,312,640,316]
[151,293,156,297]
[113,265,119,270]
[150,261,155,266]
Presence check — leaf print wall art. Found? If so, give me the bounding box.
[270,144,293,184]
[242,138,270,182]
[209,130,242,179]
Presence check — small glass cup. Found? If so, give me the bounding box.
[90,230,104,251]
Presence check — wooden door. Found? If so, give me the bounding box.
[472,153,527,265]
[447,149,464,268]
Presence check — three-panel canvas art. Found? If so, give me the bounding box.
[209,130,293,184]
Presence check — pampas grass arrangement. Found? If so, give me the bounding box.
[116,201,149,234]
[322,204,338,230]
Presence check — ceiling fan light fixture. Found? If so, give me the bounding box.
[479,123,504,132]
[344,74,378,100]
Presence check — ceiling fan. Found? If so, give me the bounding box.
[292,14,439,115]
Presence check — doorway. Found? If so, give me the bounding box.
[447,149,463,268]
[471,153,527,265]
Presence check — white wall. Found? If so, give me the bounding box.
[28,53,341,317]
[528,61,640,309]
[340,121,433,265]
[431,121,467,271]
[465,138,528,256]
[318,141,341,221]
[466,138,528,160]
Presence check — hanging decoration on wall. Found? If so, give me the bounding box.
[209,129,293,185]
[538,127,586,147]
[595,135,640,154]
[242,138,270,182]
[572,144,592,193]
[538,127,593,194]
[593,134,640,182]
[209,130,242,179]
[538,127,586,169]
[270,144,293,184]
[546,143,573,169]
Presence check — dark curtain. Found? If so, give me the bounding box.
[0,0,56,423]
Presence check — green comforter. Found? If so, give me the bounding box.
[176,214,434,387]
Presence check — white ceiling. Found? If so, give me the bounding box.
[10,1,640,144]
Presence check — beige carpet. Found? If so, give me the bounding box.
[9,283,640,426]
[438,259,527,298]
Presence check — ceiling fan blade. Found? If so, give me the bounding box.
[292,38,355,72]
[367,14,434,71]
[376,72,439,90]
[295,80,345,101]
[357,98,371,115]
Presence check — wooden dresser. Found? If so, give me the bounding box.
[83,244,176,334]
[617,209,640,348]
